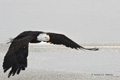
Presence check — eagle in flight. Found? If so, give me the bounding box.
[3,31,99,78]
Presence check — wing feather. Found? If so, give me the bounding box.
[3,36,34,78]
[46,32,99,50]
[46,33,83,49]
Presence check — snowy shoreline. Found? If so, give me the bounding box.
[0,43,120,80]
[0,43,120,52]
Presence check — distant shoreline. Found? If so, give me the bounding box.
[0,43,120,52]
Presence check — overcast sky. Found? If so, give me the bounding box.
[0,0,120,44]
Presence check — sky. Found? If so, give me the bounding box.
[0,0,120,44]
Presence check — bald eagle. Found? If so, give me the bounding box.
[3,31,99,77]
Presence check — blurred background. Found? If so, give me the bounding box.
[0,0,120,44]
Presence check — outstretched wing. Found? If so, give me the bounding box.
[46,33,99,50]
[3,36,34,78]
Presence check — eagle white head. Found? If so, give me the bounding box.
[37,33,50,42]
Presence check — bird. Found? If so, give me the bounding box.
[3,31,99,78]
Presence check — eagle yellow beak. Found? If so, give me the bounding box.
[46,37,50,41]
